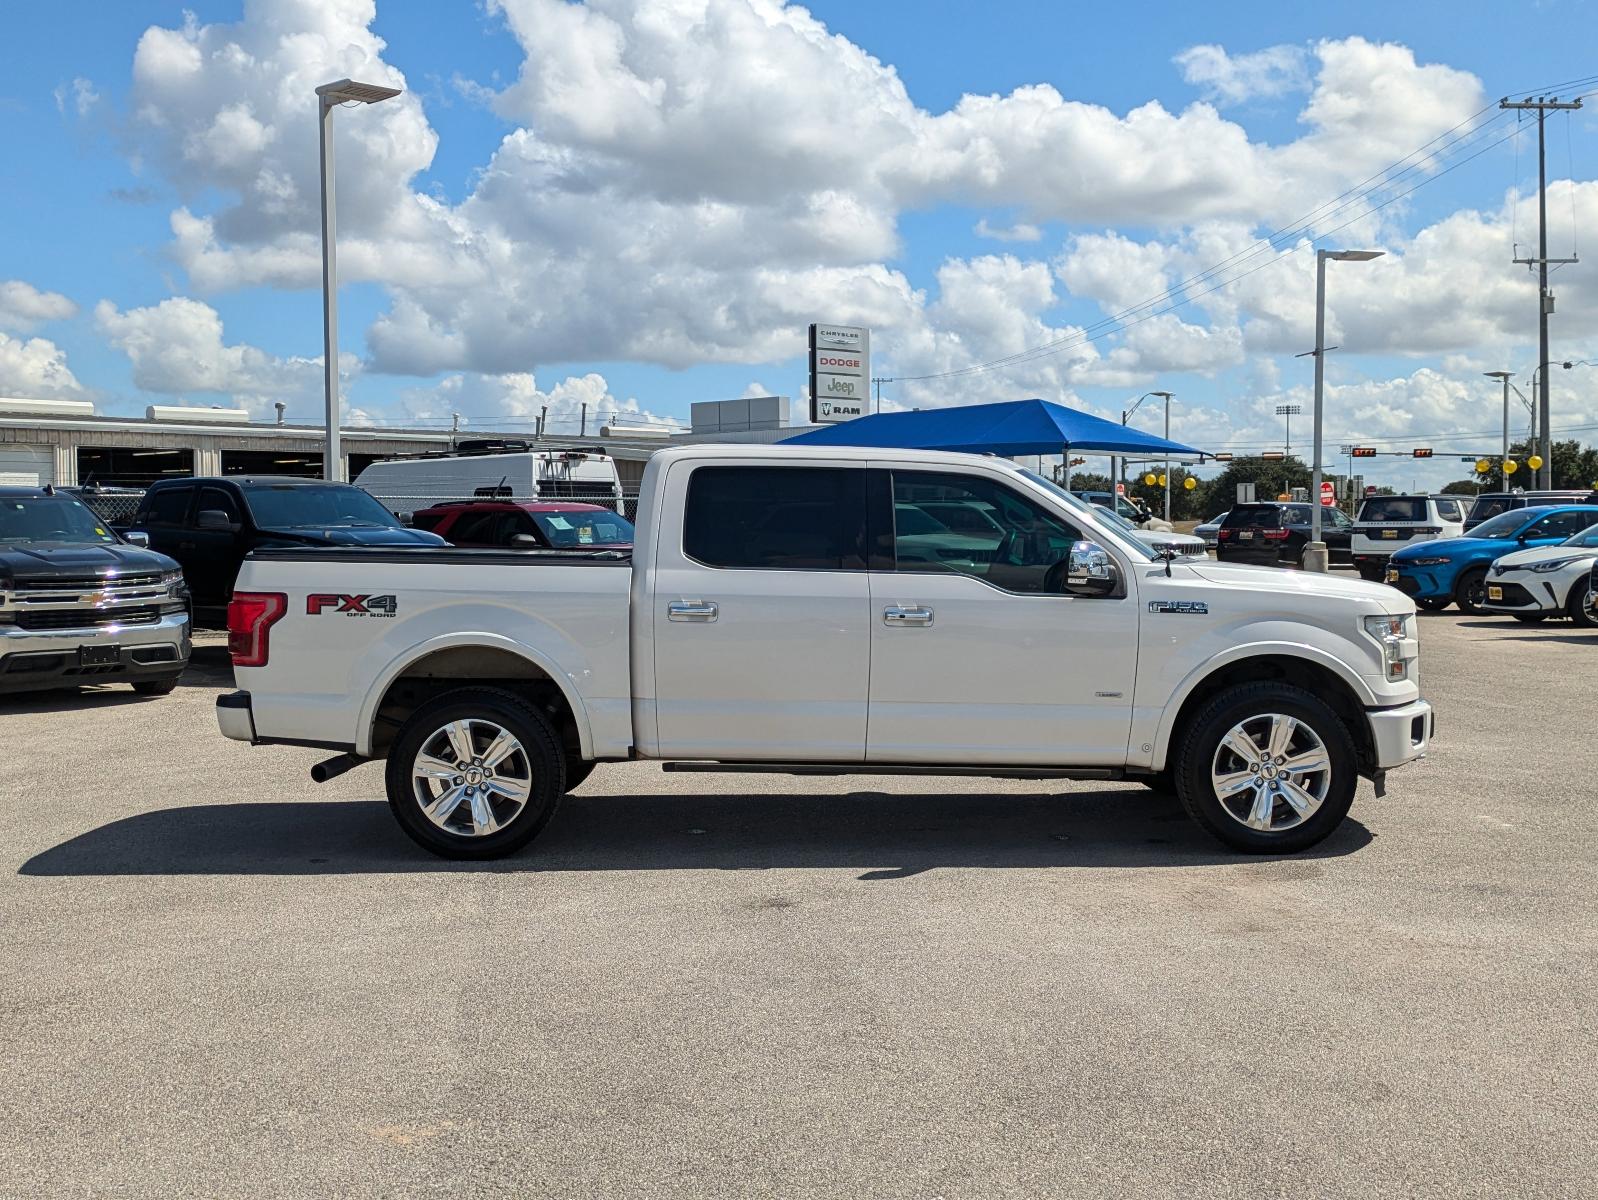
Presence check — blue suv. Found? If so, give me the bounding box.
[1388,504,1598,613]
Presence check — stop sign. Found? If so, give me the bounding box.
[1320,481,1336,505]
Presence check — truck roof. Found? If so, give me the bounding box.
[648,443,1018,470]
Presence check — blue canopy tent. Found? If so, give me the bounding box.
[783,398,1202,459]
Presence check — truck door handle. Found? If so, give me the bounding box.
[883,605,933,627]
[667,600,718,623]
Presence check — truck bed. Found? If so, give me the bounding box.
[234,548,634,756]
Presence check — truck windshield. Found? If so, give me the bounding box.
[1020,471,1156,560]
[0,495,118,546]
[243,484,403,529]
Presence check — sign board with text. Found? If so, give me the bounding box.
[1320,481,1336,505]
[809,324,870,423]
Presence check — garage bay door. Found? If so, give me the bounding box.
[0,445,54,487]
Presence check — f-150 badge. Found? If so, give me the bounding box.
[1148,600,1207,614]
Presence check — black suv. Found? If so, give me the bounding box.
[1215,502,1354,566]
[130,477,446,625]
[1,487,190,695]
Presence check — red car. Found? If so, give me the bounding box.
[410,500,634,551]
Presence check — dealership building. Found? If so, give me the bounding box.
[0,394,817,494]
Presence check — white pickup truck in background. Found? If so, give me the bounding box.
[217,445,1433,859]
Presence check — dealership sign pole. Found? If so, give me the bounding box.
[809,324,870,423]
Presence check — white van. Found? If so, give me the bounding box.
[354,441,624,518]
[1351,494,1467,580]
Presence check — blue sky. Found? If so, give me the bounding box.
[3,0,1597,486]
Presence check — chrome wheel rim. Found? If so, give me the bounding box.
[1210,713,1331,833]
[411,719,532,838]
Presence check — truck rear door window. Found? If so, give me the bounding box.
[683,466,866,570]
[144,487,193,526]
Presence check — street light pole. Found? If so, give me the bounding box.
[315,78,401,481]
[1162,391,1174,522]
[1307,248,1383,571]
[1120,390,1169,514]
[1484,372,1512,485]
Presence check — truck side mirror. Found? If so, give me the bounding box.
[1054,540,1119,597]
[122,531,150,547]
[196,509,239,532]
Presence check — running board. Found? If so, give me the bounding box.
[661,762,1124,781]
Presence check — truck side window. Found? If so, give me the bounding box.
[144,487,193,527]
[891,472,1081,594]
[683,466,866,570]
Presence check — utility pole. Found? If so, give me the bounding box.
[871,376,892,415]
[1501,95,1582,489]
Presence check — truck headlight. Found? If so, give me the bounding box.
[162,569,187,593]
[1363,613,1415,680]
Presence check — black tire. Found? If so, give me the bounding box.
[1357,564,1385,582]
[1513,613,1550,624]
[132,677,179,696]
[1567,580,1598,629]
[384,687,565,860]
[1453,567,1489,615]
[1416,597,1450,611]
[1173,682,1358,855]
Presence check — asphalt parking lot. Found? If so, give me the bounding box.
[2,615,1595,1198]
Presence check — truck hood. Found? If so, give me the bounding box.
[1491,543,1598,570]
[0,542,178,582]
[1186,560,1403,606]
[258,525,447,547]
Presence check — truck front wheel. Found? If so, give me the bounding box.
[384,687,566,860]
[1173,683,1357,854]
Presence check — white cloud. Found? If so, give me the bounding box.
[974,218,1042,243]
[0,281,78,332]
[1174,44,1308,106]
[54,77,100,118]
[0,332,85,398]
[93,296,341,418]
[117,1,1493,387]
[397,370,675,436]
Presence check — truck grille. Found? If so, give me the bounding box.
[11,572,163,592]
[13,606,161,632]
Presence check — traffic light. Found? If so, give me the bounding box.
[1412,448,1433,458]
[1350,447,1377,458]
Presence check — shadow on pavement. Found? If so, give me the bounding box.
[19,788,1372,878]
[0,647,232,714]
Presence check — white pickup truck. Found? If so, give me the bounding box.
[217,445,1432,859]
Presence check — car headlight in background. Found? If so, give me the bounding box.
[1363,613,1415,680]
[1529,558,1578,573]
[1407,556,1452,566]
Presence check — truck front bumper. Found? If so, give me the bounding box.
[0,610,190,694]
[1366,699,1433,771]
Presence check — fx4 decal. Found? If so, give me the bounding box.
[1148,600,1208,614]
[307,593,398,617]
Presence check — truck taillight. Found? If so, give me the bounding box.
[1263,529,1290,540]
[228,592,287,668]
[1217,529,1232,540]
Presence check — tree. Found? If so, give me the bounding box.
[1203,455,1312,513]
[1476,438,1598,491]
[1440,479,1481,496]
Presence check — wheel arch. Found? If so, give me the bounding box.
[1153,649,1377,776]
[358,633,591,762]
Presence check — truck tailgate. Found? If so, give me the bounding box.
[233,550,633,758]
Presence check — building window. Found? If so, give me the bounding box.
[76,447,195,488]
[220,449,323,478]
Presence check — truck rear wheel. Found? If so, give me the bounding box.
[384,687,566,860]
[1173,682,1357,854]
